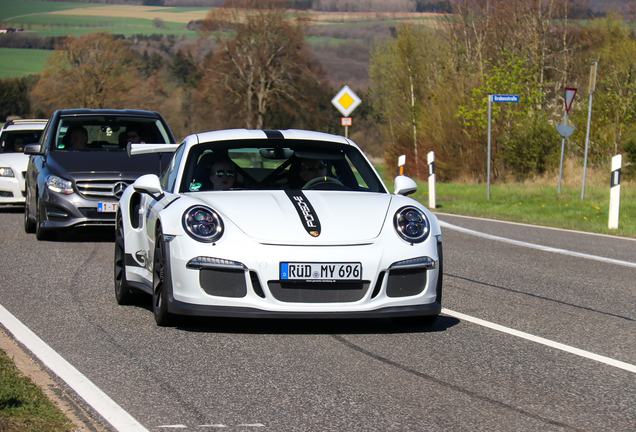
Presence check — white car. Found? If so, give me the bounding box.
[0,119,47,205]
[115,129,443,326]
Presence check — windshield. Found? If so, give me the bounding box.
[0,130,43,153]
[53,116,171,152]
[177,139,386,193]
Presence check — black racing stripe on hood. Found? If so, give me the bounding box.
[285,190,321,237]
[263,130,284,139]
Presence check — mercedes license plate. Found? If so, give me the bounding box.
[280,262,362,282]
[97,202,118,213]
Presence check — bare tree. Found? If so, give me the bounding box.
[198,0,328,129]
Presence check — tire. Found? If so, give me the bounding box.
[114,212,135,305]
[152,227,173,326]
[35,198,54,241]
[392,314,438,327]
[24,187,35,234]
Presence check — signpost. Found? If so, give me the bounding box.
[557,87,577,193]
[332,86,361,138]
[582,62,597,199]
[487,94,520,199]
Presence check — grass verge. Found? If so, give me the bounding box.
[375,162,635,238]
[409,181,636,238]
[0,348,74,431]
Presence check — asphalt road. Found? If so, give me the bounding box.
[1,207,635,431]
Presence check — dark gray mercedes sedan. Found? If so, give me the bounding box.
[24,109,176,240]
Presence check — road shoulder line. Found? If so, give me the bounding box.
[0,304,149,432]
[436,212,636,241]
[443,308,636,374]
[439,220,636,268]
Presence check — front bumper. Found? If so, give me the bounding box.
[167,300,442,319]
[0,174,25,205]
[127,233,443,318]
[39,187,118,229]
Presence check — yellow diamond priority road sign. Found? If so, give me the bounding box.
[332,85,361,117]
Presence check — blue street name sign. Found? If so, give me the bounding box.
[491,94,520,103]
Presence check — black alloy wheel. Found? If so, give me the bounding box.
[114,212,135,305]
[152,227,172,326]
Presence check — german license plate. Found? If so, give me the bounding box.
[280,262,362,282]
[97,202,118,213]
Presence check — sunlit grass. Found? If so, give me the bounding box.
[416,181,635,238]
[0,48,50,79]
[0,349,74,431]
[377,165,636,237]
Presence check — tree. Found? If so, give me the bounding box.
[198,0,329,129]
[369,23,447,178]
[31,32,142,113]
[589,15,636,157]
[0,77,33,121]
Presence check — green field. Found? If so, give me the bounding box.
[0,0,201,38]
[0,47,50,79]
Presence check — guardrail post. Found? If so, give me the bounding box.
[427,151,436,209]
[609,154,622,229]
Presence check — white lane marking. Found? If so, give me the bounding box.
[443,308,636,374]
[437,212,636,241]
[0,304,149,432]
[157,426,187,429]
[439,220,636,268]
[197,426,228,428]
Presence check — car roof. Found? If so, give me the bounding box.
[190,129,352,146]
[1,119,47,132]
[56,109,165,118]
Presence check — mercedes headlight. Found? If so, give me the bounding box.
[45,175,73,194]
[183,206,224,243]
[0,167,14,178]
[394,206,430,243]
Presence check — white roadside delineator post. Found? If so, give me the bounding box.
[427,151,436,209]
[609,154,622,229]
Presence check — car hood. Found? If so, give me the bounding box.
[0,153,29,170]
[45,151,170,180]
[196,190,393,244]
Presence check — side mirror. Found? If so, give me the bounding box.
[394,175,417,196]
[133,174,164,200]
[23,143,42,155]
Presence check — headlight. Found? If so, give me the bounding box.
[183,206,224,243]
[0,167,14,178]
[394,206,430,243]
[45,175,73,194]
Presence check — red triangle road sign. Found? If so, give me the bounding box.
[565,87,577,114]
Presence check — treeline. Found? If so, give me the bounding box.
[4,0,636,181]
[33,0,618,14]
[370,0,636,181]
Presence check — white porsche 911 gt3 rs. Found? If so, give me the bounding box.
[114,129,443,326]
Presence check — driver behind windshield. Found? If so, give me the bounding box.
[288,158,328,189]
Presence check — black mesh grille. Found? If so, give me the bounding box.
[386,268,427,298]
[268,281,369,303]
[78,208,117,220]
[200,268,247,298]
